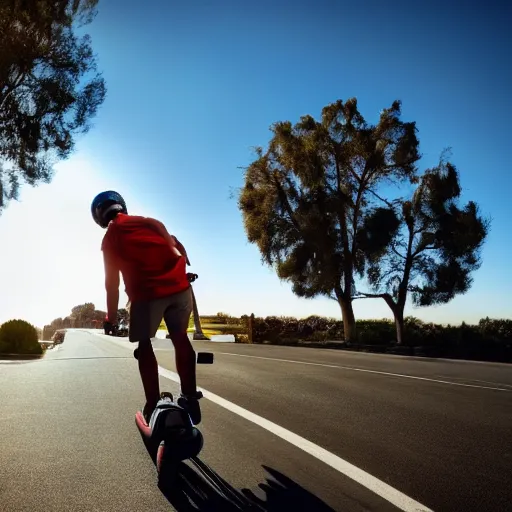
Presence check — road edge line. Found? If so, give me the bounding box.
[216,352,510,392]
[95,331,432,512]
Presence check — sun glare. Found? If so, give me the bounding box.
[0,156,151,328]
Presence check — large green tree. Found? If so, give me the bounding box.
[50,316,64,329]
[239,98,419,341]
[357,155,489,343]
[71,302,96,322]
[0,0,106,213]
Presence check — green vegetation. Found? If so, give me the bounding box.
[44,302,127,339]
[358,153,488,343]
[45,300,510,362]
[0,0,106,213]
[249,315,511,362]
[0,319,42,355]
[158,313,244,336]
[159,311,511,362]
[238,99,489,345]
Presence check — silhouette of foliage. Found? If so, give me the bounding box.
[0,0,106,213]
[71,302,96,322]
[247,314,511,362]
[359,154,489,343]
[239,98,419,341]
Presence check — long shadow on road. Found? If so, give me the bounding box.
[140,434,334,511]
[161,458,336,511]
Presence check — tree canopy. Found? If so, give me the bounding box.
[45,303,124,334]
[0,0,106,213]
[239,98,420,341]
[360,154,489,342]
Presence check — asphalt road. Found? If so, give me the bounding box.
[1,331,510,511]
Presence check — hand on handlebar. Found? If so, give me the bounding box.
[104,320,118,335]
[187,273,198,283]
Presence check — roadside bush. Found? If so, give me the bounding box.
[357,320,396,345]
[0,320,42,355]
[478,317,512,341]
[252,315,344,343]
[248,314,512,362]
[184,311,511,362]
[234,333,250,343]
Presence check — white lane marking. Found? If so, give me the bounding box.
[434,375,512,389]
[467,379,512,389]
[157,366,432,512]
[216,352,511,392]
[99,331,432,511]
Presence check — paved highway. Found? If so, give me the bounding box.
[1,330,510,511]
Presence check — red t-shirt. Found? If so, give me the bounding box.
[101,214,190,302]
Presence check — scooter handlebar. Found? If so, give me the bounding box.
[187,273,199,283]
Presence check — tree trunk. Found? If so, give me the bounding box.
[394,307,405,345]
[379,293,405,345]
[339,296,357,343]
[392,222,414,346]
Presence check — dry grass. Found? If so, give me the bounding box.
[158,316,244,337]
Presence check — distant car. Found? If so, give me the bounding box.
[116,320,129,337]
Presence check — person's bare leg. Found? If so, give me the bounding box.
[163,289,201,423]
[169,331,197,396]
[137,338,160,417]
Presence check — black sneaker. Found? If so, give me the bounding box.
[178,391,203,425]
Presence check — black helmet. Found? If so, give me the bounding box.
[91,191,127,228]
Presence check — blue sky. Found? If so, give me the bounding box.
[1,0,510,327]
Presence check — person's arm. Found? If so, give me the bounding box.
[103,248,120,324]
[172,235,191,266]
[144,217,190,265]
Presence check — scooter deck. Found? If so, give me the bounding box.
[135,410,152,439]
